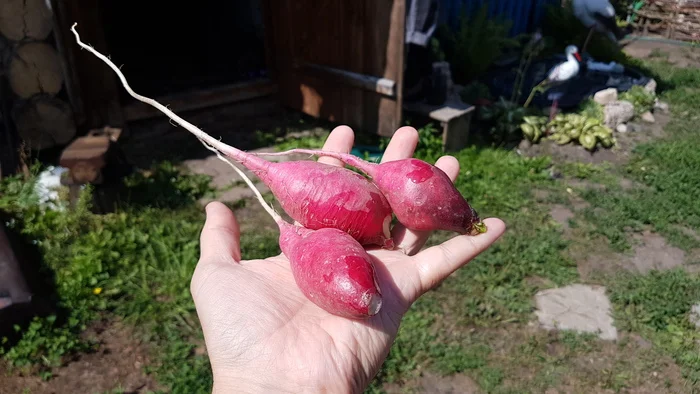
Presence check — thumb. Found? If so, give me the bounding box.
[199,201,242,263]
[410,218,506,301]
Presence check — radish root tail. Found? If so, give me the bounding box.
[69,24,243,169]
[69,23,281,224]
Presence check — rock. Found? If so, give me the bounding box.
[616,123,628,133]
[535,284,618,340]
[593,88,618,105]
[604,100,635,128]
[641,111,656,123]
[518,139,532,150]
[645,78,657,94]
[654,100,669,113]
[691,304,700,329]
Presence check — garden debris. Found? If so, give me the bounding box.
[604,100,635,128]
[593,88,618,105]
[534,284,618,340]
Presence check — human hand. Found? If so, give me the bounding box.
[190,126,506,393]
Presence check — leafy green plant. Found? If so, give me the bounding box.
[578,98,605,122]
[274,130,330,151]
[478,97,534,145]
[437,5,520,84]
[459,80,493,104]
[0,162,226,390]
[413,123,444,162]
[511,31,547,103]
[619,85,656,115]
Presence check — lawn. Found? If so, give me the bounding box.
[1,50,700,393]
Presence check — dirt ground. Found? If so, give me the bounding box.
[622,37,700,69]
[1,321,159,394]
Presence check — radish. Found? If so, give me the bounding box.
[253,149,486,235]
[69,25,393,249]
[201,134,383,318]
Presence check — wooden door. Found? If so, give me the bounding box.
[262,1,406,137]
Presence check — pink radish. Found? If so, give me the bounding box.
[253,149,486,235]
[199,122,383,318]
[69,25,393,249]
[278,223,382,318]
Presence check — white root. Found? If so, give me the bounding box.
[197,138,282,222]
[69,23,281,223]
[70,25,239,164]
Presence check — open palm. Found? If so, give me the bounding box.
[190,126,506,393]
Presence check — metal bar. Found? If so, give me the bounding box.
[301,63,397,97]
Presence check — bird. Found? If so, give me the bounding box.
[523,45,582,123]
[572,0,628,53]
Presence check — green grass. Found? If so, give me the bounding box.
[0,162,278,392]
[572,63,700,253]
[608,269,700,384]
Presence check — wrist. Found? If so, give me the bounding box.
[211,369,361,394]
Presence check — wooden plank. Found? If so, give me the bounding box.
[48,0,85,126]
[50,0,125,132]
[378,0,405,137]
[122,78,277,121]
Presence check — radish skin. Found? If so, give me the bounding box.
[69,24,393,249]
[278,223,383,318]
[253,149,486,235]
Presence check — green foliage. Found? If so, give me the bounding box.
[607,270,700,384]
[578,98,605,122]
[608,270,700,332]
[578,129,700,252]
[274,130,330,151]
[430,342,490,374]
[478,98,535,145]
[121,161,214,209]
[413,123,445,162]
[437,5,519,84]
[0,162,246,392]
[619,85,656,116]
[459,80,493,104]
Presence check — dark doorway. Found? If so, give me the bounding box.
[100,0,268,100]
